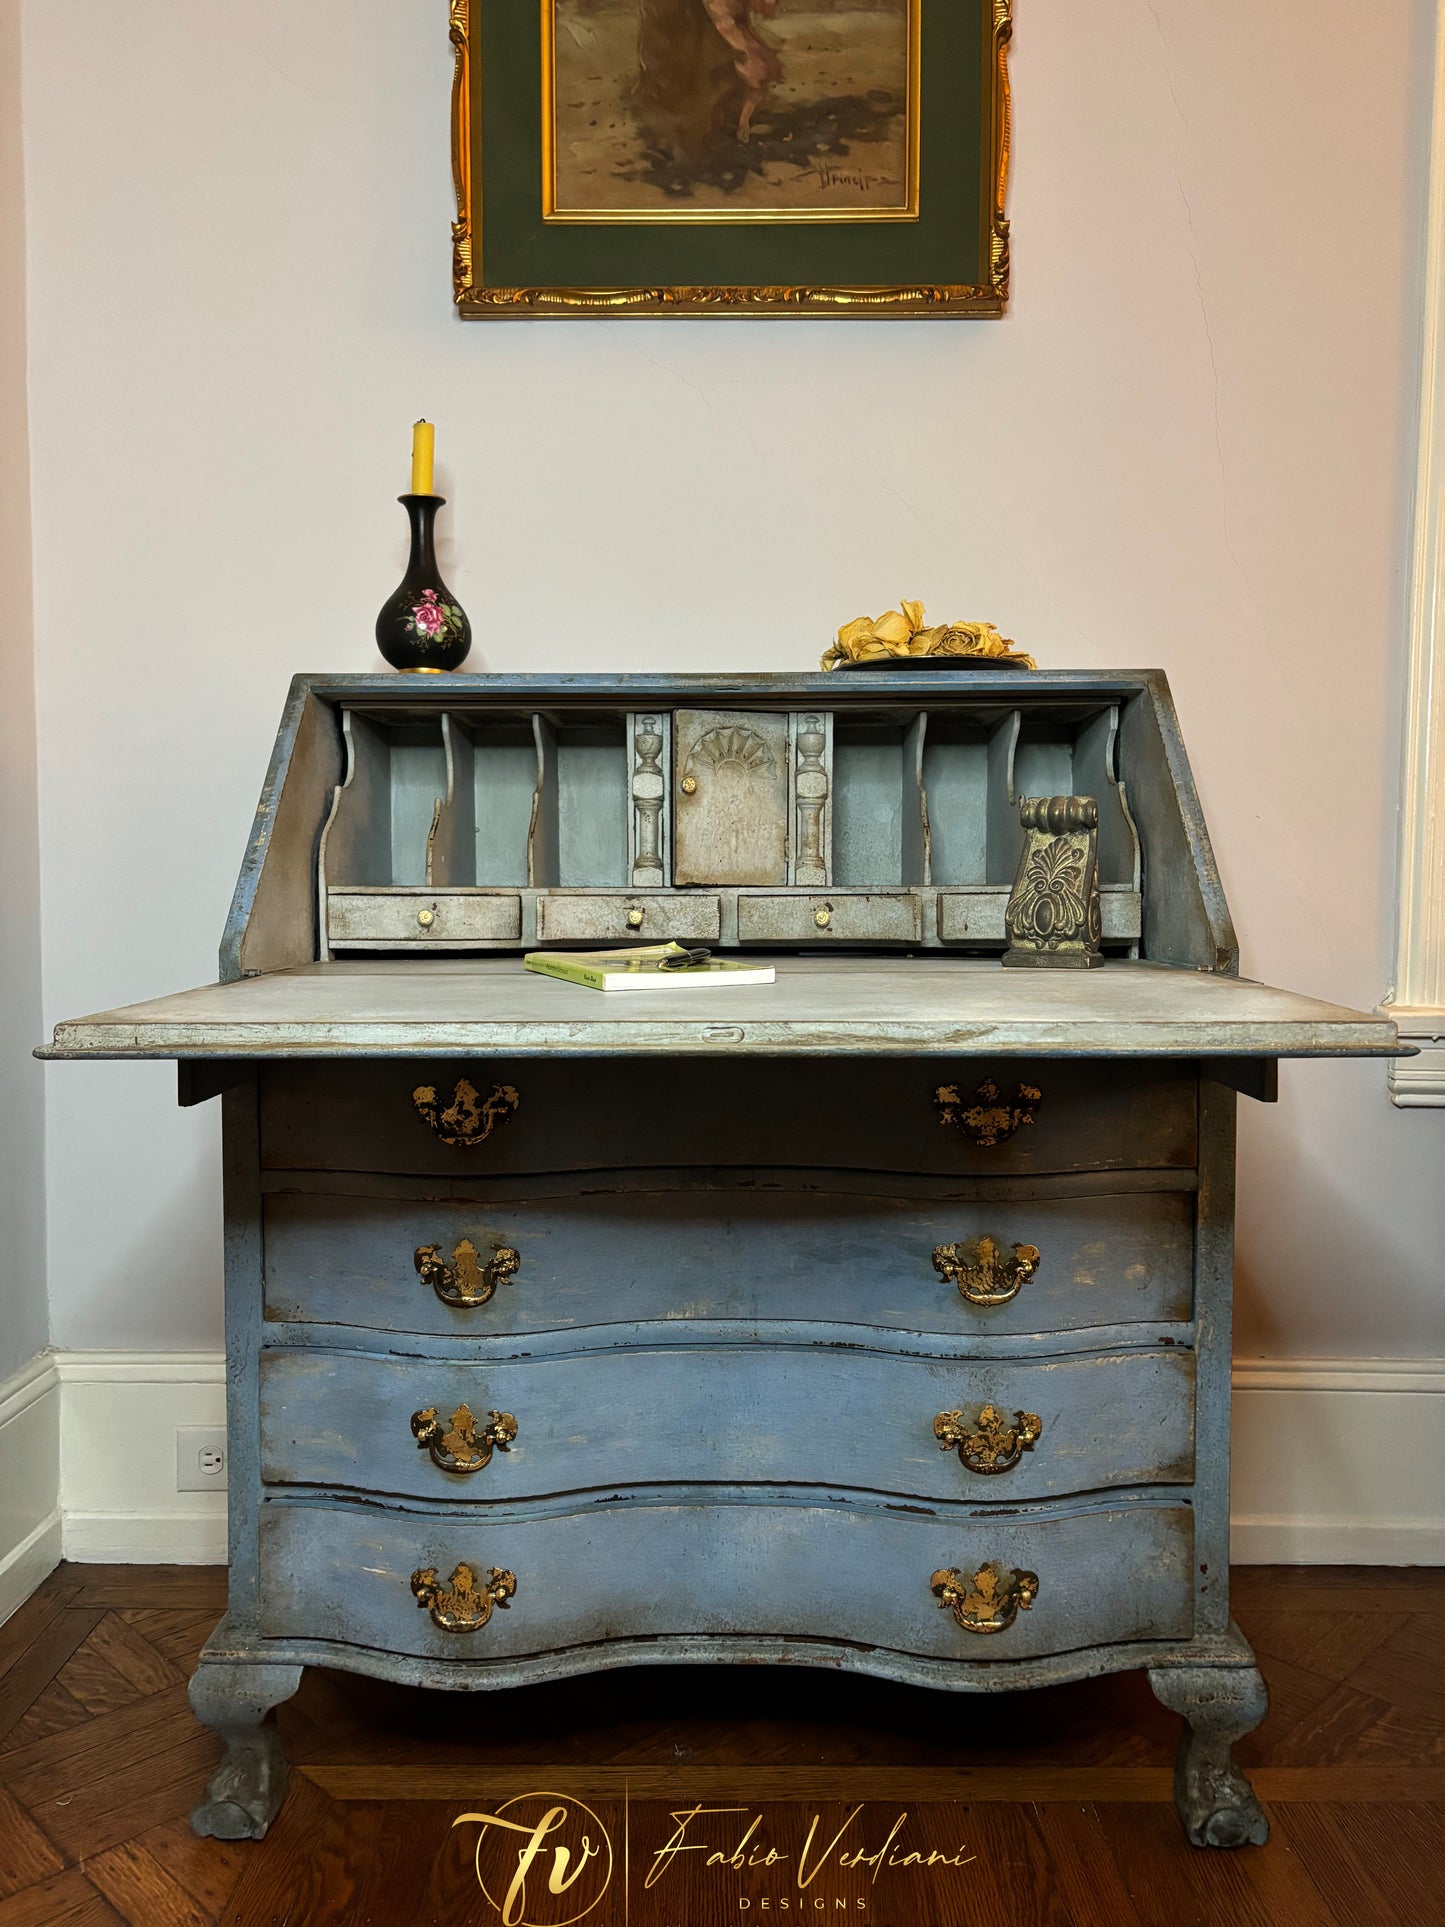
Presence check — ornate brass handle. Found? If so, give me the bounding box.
[934,1077,1042,1146]
[411,1562,516,1633]
[932,1236,1040,1306]
[415,1239,520,1308]
[931,1561,1039,1635]
[934,1403,1042,1474]
[411,1402,518,1473]
[412,1077,520,1148]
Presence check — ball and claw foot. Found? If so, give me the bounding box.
[188,1660,304,1841]
[1147,1658,1270,1848]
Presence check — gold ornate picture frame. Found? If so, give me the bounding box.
[450,0,1012,319]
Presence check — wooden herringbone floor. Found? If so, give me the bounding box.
[0,1564,1441,1925]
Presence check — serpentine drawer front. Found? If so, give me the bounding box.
[259,1058,1198,1178]
[256,1497,1196,1663]
[260,1182,1197,1336]
[257,1345,1196,1503]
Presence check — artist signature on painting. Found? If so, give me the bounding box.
[810,163,901,194]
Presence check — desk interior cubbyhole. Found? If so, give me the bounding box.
[426,713,539,887]
[320,711,448,887]
[832,715,929,886]
[531,715,630,888]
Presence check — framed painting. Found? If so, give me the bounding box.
[449,0,1012,318]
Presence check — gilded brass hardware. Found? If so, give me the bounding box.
[934,1076,1042,1146]
[931,1561,1038,1635]
[814,908,832,929]
[411,1077,520,1148]
[417,907,436,929]
[411,1561,516,1634]
[680,775,698,795]
[415,1239,520,1309]
[932,1237,1040,1307]
[934,1403,1042,1473]
[625,906,645,928]
[411,1402,518,1473]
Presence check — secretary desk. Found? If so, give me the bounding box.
[42,670,1400,1850]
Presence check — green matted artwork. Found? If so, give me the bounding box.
[449,0,1012,318]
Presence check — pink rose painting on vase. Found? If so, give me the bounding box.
[549,0,914,215]
[406,588,465,650]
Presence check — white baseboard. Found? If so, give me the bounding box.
[1231,1358,1445,1563]
[0,1353,62,1622]
[1,1349,1441,1617]
[58,1351,227,1565]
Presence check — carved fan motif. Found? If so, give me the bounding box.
[687,725,774,773]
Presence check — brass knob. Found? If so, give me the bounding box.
[814,908,832,929]
[417,907,436,929]
[934,1404,1042,1474]
[412,1403,518,1473]
[626,907,645,929]
[411,1562,516,1633]
[931,1562,1038,1635]
[680,775,698,795]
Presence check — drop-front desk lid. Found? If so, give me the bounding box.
[40,956,1402,1060]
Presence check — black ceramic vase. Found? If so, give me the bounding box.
[375,494,472,673]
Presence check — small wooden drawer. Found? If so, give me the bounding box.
[261,1182,1195,1338]
[937,888,1143,945]
[259,1058,1198,1179]
[738,892,924,944]
[535,892,721,944]
[256,1495,1194,1661]
[258,1344,1194,1503]
[327,890,522,945]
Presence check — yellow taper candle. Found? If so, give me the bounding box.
[410,419,435,495]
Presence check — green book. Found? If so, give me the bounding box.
[524,944,776,993]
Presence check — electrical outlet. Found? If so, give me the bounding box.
[177,1425,227,1491]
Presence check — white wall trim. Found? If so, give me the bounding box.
[57,1349,227,1566]
[1231,1356,1445,1564]
[0,1352,61,1624]
[1385,0,1445,1104]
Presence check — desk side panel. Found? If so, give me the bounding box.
[220,685,342,983]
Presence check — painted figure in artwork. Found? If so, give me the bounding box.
[552,0,913,214]
[637,0,784,162]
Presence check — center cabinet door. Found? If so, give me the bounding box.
[673,710,790,886]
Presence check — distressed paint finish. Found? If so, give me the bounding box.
[259,1178,1197,1338]
[43,956,1400,1060]
[255,1494,1195,1662]
[44,671,1408,1852]
[257,1344,1195,1503]
[253,1053,1199,1176]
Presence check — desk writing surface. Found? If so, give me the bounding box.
[42,957,1400,1059]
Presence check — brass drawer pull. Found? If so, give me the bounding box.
[933,1236,1040,1307]
[411,1562,516,1633]
[931,1561,1039,1635]
[934,1076,1041,1146]
[412,1076,520,1148]
[415,1238,520,1308]
[411,1402,518,1473]
[934,1404,1042,1474]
